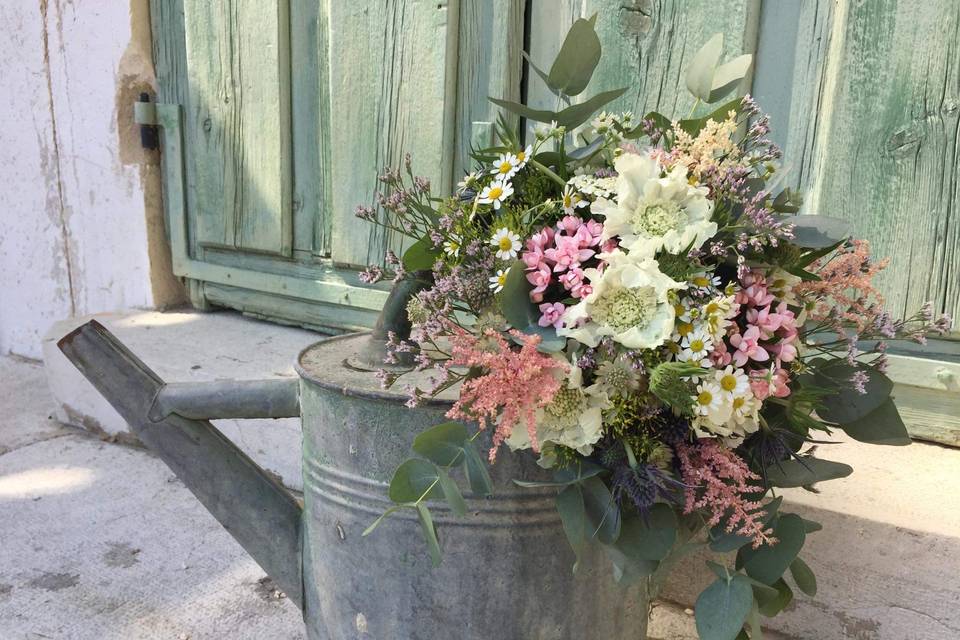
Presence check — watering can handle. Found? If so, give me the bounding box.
[58,320,305,609]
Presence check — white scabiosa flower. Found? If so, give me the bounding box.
[489,268,509,293]
[490,153,520,180]
[558,250,685,349]
[477,180,514,210]
[490,227,521,260]
[594,152,716,257]
[506,365,610,457]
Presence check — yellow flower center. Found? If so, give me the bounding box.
[497,273,507,286]
[487,186,503,200]
[697,391,713,406]
[498,237,513,251]
[498,162,512,174]
[720,374,737,392]
[516,151,526,162]
[690,339,705,352]
[674,303,686,316]
[676,322,694,337]
[732,396,745,409]
[693,276,709,287]
[705,302,719,314]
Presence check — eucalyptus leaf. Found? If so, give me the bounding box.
[615,504,677,562]
[389,459,442,504]
[521,50,551,86]
[789,557,817,596]
[581,476,621,544]
[840,397,911,446]
[567,135,606,161]
[556,484,587,573]
[764,457,853,489]
[695,574,754,640]
[513,460,605,488]
[499,259,538,329]
[463,443,494,497]
[754,578,793,617]
[685,33,724,102]
[553,87,629,129]
[402,235,439,271]
[679,98,743,138]
[801,517,823,534]
[547,17,602,96]
[488,97,559,124]
[782,215,851,248]
[815,362,893,424]
[739,514,806,586]
[606,545,658,584]
[437,469,467,517]
[362,505,402,537]
[416,503,442,567]
[412,422,470,467]
[708,54,753,103]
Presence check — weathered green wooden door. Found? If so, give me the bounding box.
[149,1,959,442]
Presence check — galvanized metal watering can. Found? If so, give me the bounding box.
[58,281,650,639]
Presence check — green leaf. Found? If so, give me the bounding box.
[521,50,551,86]
[513,323,567,353]
[388,459,442,504]
[556,484,587,573]
[437,468,467,517]
[840,397,911,446]
[514,460,606,488]
[362,505,402,537]
[789,557,817,596]
[416,503,442,567]
[815,362,894,424]
[488,98,558,124]
[402,235,439,271]
[695,574,754,640]
[679,98,743,138]
[754,578,794,617]
[615,504,678,562]
[553,87,629,129]
[546,17,602,96]
[708,54,753,103]
[739,514,806,586]
[686,33,724,102]
[764,457,853,489]
[412,422,470,467]
[801,517,822,534]
[782,215,851,249]
[710,497,782,552]
[606,545,658,585]
[499,259,538,329]
[463,443,494,497]
[581,477,621,544]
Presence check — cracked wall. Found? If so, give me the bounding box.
[0,0,185,359]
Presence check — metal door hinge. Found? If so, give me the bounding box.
[135,93,160,150]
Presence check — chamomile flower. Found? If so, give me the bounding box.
[490,153,520,181]
[457,171,480,193]
[443,233,462,257]
[689,273,722,294]
[694,381,732,425]
[477,180,514,210]
[715,365,750,397]
[490,227,521,260]
[514,145,533,169]
[679,329,714,365]
[701,294,737,339]
[730,393,760,428]
[561,185,588,215]
[489,268,509,293]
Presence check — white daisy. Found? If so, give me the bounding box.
[443,234,462,257]
[457,171,480,193]
[715,365,750,397]
[561,185,588,215]
[514,145,533,169]
[490,153,520,181]
[679,329,714,365]
[694,381,732,426]
[689,273,722,294]
[490,227,521,260]
[489,268,509,293]
[477,180,514,210]
[730,394,760,428]
[701,294,737,340]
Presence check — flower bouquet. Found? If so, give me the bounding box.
[356,18,951,640]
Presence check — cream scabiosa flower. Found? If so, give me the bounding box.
[506,364,609,458]
[558,250,685,349]
[594,152,716,257]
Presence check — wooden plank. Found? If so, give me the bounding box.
[525,0,761,128]
[453,0,525,176]
[775,0,960,329]
[182,0,292,256]
[326,0,457,268]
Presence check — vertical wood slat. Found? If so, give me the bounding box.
[525,1,761,131]
[771,0,960,326]
[182,0,292,257]
[326,0,457,269]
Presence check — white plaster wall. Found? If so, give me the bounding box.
[0,1,181,359]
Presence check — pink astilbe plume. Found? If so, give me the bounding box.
[444,327,567,461]
[676,439,776,548]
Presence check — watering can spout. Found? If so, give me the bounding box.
[57,321,305,609]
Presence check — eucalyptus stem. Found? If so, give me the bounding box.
[529,159,566,187]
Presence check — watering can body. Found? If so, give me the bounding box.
[59,324,650,639]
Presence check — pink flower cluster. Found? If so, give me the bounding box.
[677,439,776,548]
[522,216,603,328]
[444,327,568,461]
[720,271,801,400]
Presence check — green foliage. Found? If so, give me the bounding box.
[416,503,442,567]
[656,252,701,281]
[738,514,806,586]
[500,259,566,352]
[649,361,706,414]
[695,571,755,640]
[812,361,910,445]
[789,556,817,597]
[838,398,911,446]
[388,459,444,503]
[781,214,850,249]
[490,88,628,130]
[581,476,621,545]
[684,33,753,104]
[413,422,470,467]
[754,578,793,617]
[402,235,440,271]
[709,497,781,553]
[763,456,853,488]
[615,504,678,562]
[556,484,587,573]
[545,15,602,96]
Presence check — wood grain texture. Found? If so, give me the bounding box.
[453,0,525,175]
[326,0,456,268]
[777,0,960,327]
[182,0,292,256]
[525,0,760,127]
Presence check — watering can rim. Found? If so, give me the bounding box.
[295,331,455,409]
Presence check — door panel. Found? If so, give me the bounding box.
[182,0,293,256]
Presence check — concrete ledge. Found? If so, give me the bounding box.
[43,310,322,491]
